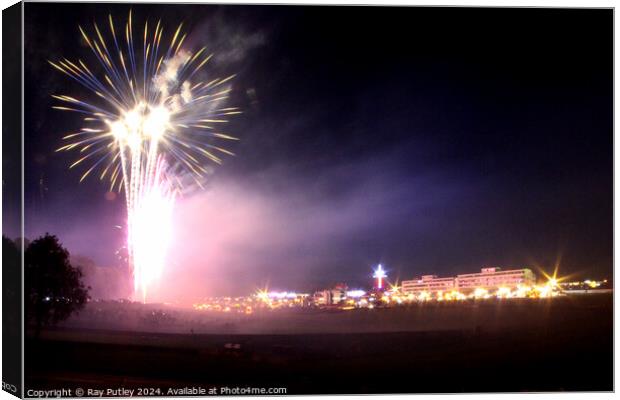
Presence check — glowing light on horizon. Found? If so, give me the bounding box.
[267,291,306,299]
[473,287,490,299]
[418,291,431,301]
[373,264,387,289]
[52,11,239,302]
[346,290,366,298]
[496,287,512,298]
[388,282,401,293]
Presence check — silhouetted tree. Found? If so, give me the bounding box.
[25,234,89,336]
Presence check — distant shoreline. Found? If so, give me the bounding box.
[46,292,612,336]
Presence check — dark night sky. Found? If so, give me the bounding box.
[15,4,612,299]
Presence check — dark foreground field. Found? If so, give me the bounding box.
[26,294,613,394]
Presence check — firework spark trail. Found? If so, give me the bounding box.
[130,158,175,302]
[51,11,240,302]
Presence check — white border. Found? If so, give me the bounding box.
[0,1,616,400]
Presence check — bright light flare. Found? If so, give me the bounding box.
[130,164,175,302]
[514,285,532,298]
[473,287,490,299]
[496,287,512,298]
[418,291,431,301]
[145,106,171,139]
[373,264,387,289]
[346,290,366,298]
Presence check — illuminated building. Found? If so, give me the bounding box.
[402,267,536,295]
[402,275,456,294]
[456,267,536,291]
[313,290,331,305]
[331,284,348,304]
[313,284,348,305]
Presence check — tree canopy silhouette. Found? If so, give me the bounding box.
[25,234,89,335]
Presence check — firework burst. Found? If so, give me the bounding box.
[51,11,240,302]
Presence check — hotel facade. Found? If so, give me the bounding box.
[402,267,536,294]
